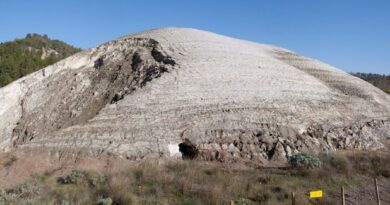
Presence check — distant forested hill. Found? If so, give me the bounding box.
[0,34,81,87]
[351,72,390,94]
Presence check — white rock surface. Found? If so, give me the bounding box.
[0,28,389,161]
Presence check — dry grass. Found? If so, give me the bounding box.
[0,150,389,205]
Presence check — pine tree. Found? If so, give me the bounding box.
[0,34,81,87]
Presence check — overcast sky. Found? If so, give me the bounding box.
[0,0,389,74]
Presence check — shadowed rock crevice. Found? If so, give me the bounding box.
[151,47,176,65]
[94,56,104,69]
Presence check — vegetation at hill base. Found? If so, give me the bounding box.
[0,33,81,87]
[0,149,389,205]
[351,72,390,94]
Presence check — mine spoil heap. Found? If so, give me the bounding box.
[0,28,389,163]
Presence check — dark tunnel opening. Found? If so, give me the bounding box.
[178,139,199,160]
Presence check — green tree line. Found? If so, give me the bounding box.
[0,33,81,87]
[351,72,390,94]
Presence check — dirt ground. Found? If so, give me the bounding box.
[0,146,389,205]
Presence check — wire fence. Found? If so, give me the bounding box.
[228,178,389,205]
[291,178,388,205]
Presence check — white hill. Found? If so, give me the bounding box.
[0,28,389,163]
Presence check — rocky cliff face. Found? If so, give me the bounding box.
[0,28,389,163]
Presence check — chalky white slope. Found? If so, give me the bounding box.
[1,28,389,161]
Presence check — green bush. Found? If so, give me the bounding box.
[0,187,9,205]
[0,182,41,204]
[60,200,70,205]
[234,198,255,205]
[58,170,84,184]
[119,193,134,205]
[289,153,321,169]
[0,186,5,196]
[250,189,271,203]
[85,172,107,187]
[97,197,112,205]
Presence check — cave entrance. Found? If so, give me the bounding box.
[178,139,199,160]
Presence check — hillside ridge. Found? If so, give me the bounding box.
[0,28,389,164]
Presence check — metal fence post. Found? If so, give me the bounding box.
[291,191,296,205]
[375,178,381,205]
